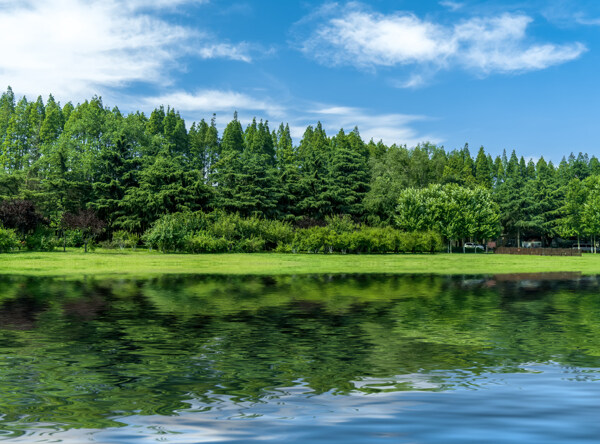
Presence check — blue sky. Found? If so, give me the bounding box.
[0,0,598,161]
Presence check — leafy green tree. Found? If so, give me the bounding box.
[582,188,600,253]
[0,86,15,149]
[364,144,411,224]
[2,96,30,171]
[556,178,587,249]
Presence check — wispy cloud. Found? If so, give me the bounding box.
[125,0,209,11]
[439,1,464,12]
[300,4,586,84]
[0,0,250,100]
[197,43,253,62]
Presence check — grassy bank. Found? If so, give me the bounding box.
[1,250,599,278]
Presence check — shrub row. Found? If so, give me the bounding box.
[292,226,442,254]
[142,212,442,254]
[0,212,444,254]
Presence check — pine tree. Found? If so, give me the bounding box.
[475,146,492,188]
[275,123,301,220]
[2,96,29,171]
[297,122,331,220]
[326,128,370,217]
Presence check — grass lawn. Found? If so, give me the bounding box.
[1,250,600,278]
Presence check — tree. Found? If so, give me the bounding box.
[0,199,45,240]
[556,178,587,249]
[121,154,212,233]
[296,122,331,220]
[275,123,301,220]
[475,146,492,188]
[326,128,370,217]
[61,209,105,252]
[582,188,600,253]
[91,129,140,231]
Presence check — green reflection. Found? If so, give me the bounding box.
[0,274,599,436]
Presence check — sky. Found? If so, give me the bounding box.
[0,0,598,161]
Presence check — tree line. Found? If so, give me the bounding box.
[0,86,598,252]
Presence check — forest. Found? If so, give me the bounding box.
[0,86,598,253]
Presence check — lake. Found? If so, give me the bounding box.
[0,273,599,443]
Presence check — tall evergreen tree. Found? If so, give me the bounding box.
[326,128,370,217]
[475,146,492,188]
[275,123,301,220]
[297,122,331,220]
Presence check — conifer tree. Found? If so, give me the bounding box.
[475,146,492,188]
[275,123,301,220]
[297,122,331,220]
[327,128,370,217]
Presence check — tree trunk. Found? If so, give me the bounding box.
[84,238,88,253]
[517,228,520,248]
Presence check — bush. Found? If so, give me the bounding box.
[275,242,292,253]
[141,211,444,255]
[62,229,83,248]
[113,230,140,250]
[260,220,294,250]
[325,214,357,233]
[143,212,207,252]
[237,236,266,253]
[398,231,443,253]
[0,227,19,253]
[25,227,58,251]
[293,226,329,253]
[184,232,230,253]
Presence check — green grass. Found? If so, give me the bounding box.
[1,250,600,277]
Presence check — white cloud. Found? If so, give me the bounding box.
[306,12,455,67]
[453,14,586,73]
[0,0,249,101]
[197,43,253,62]
[439,1,464,11]
[301,6,586,82]
[125,0,209,11]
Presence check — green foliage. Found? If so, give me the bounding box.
[396,184,499,249]
[185,231,230,253]
[62,229,83,248]
[0,227,18,252]
[25,227,57,251]
[142,212,208,252]
[112,230,140,250]
[292,225,441,254]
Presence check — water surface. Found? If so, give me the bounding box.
[0,273,599,442]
